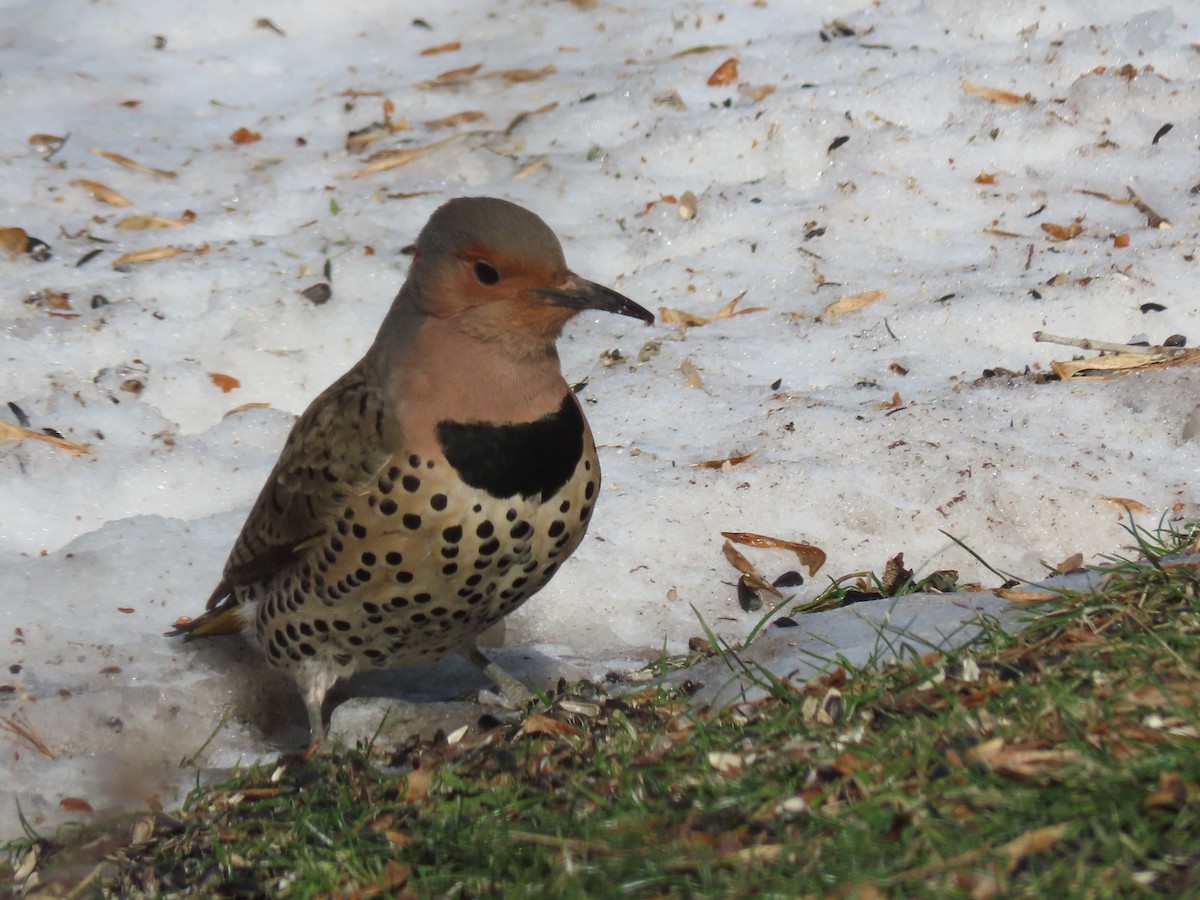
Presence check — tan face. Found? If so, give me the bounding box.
[421,241,581,349]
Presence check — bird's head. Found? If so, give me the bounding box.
[407,197,653,356]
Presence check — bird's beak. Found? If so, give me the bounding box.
[536,275,654,324]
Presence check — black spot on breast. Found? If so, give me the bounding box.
[436,394,585,501]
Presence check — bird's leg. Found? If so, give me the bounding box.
[295,659,339,739]
[464,645,535,708]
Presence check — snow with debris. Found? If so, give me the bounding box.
[2,0,1198,838]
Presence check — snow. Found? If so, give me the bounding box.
[2,0,1198,838]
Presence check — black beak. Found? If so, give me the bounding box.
[537,274,654,324]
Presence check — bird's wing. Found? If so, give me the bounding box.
[207,361,392,612]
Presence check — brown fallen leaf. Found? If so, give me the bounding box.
[402,767,434,802]
[679,358,708,393]
[88,146,177,178]
[659,291,763,328]
[876,391,903,410]
[993,587,1060,603]
[1144,771,1190,811]
[223,401,271,418]
[721,531,826,576]
[111,246,185,267]
[208,372,241,393]
[962,79,1028,105]
[230,127,262,145]
[426,110,487,130]
[420,41,462,55]
[115,211,196,231]
[1098,496,1151,514]
[738,83,776,103]
[1053,552,1084,573]
[416,63,483,89]
[693,452,754,470]
[0,227,33,256]
[1050,348,1200,380]
[350,134,464,178]
[73,179,133,207]
[707,57,739,86]
[820,288,886,319]
[519,713,579,738]
[967,737,1081,780]
[658,307,709,327]
[487,64,556,83]
[0,421,89,455]
[722,540,781,596]
[975,172,997,184]
[1041,221,1083,241]
[504,102,560,136]
[29,133,67,155]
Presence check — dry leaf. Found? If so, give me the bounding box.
[659,291,763,328]
[820,289,886,319]
[967,738,1081,780]
[722,540,780,596]
[229,127,262,145]
[44,289,71,311]
[402,767,434,802]
[707,58,739,86]
[0,227,32,256]
[993,587,1059,603]
[996,823,1070,870]
[708,750,755,778]
[1051,348,1200,380]
[29,133,67,154]
[416,63,483,89]
[659,307,710,327]
[512,156,548,180]
[504,102,559,136]
[111,246,184,267]
[426,110,487,130]
[115,211,196,231]
[962,80,1028,105]
[738,83,776,103]
[1041,221,1083,241]
[1144,771,1189,811]
[721,531,825,575]
[975,172,996,184]
[693,452,754,470]
[420,41,462,55]
[1098,496,1151,514]
[487,64,556,83]
[72,179,133,207]
[0,421,89,455]
[208,372,241,393]
[519,713,579,738]
[350,134,462,178]
[223,402,271,418]
[1053,552,1084,573]
[88,146,177,178]
[679,358,708,392]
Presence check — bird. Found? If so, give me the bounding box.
[170,196,653,738]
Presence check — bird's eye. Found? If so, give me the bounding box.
[474,261,500,285]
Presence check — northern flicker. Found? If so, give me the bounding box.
[170,197,653,736]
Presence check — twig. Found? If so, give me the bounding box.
[1126,187,1171,229]
[1033,331,1164,356]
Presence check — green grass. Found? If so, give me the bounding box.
[6,521,1200,897]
